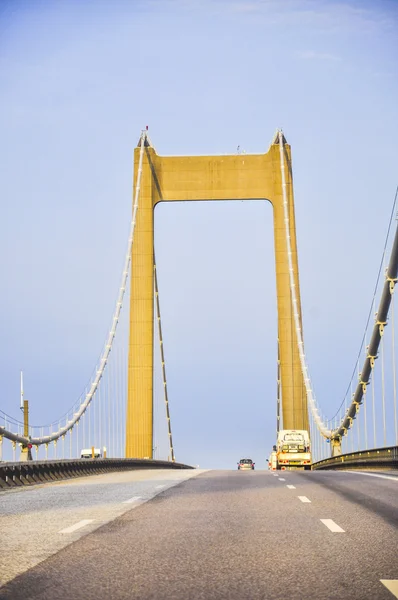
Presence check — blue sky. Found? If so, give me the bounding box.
[1,0,397,467]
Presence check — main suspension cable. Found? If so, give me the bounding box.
[0,129,148,447]
[329,185,398,421]
[278,130,330,437]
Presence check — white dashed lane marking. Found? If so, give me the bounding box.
[298,496,311,503]
[155,485,166,489]
[58,520,94,534]
[287,485,296,489]
[278,478,286,481]
[381,580,398,598]
[320,519,345,533]
[122,496,142,504]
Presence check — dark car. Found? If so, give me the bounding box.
[237,458,255,470]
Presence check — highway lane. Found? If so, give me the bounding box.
[0,469,397,599]
[0,468,206,587]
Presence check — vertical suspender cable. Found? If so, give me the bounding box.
[115,347,119,456]
[364,337,368,449]
[116,345,119,457]
[371,361,376,448]
[154,259,175,462]
[123,344,126,457]
[392,296,398,444]
[277,339,281,435]
[381,254,387,446]
[99,381,101,452]
[110,355,113,456]
[88,388,91,448]
[123,342,127,457]
[93,389,96,448]
[119,344,122,458]
[381,251,387,447]
[371,300,377,447]
[119,345,123,458]
[112,363,115,458]
[108,366,111,456]
[113,355,117,457]
[381,334,387,446]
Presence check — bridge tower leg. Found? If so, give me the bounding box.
[126,134,308,458]
[272,139,308,432]
[125,144,157,459]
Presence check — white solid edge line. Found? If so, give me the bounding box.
[380,580,398,598]
[320,519,345,533]
[123,496,142,504]
[59,519,94,534]
[287,485,296,489]
[298,496,311,503]
[346,471,398,482]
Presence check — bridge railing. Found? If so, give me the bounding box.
[312,445,398,470]
[0,458,194,489]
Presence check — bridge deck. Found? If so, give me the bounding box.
[0,469,397,599]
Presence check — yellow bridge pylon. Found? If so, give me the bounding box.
[126,131,308,458]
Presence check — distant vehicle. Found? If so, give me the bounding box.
[237,458,255,470]
[80,448,101,459]
[267,451,277,471]
[276,430,311,470]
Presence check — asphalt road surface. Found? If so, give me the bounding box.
[0,468,397,599]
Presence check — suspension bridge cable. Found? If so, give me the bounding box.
[300,181,398,442]
[0,410,24,426]
[393,296,398,444]
[279,131,398,445]
[0,130,148,448]
[363,335,368,449]
[277,130,330,437]
[154,257,175,462]
[381,334,387,446]
[331,202,398,441]
[362,332,368,450]
[108,361,111,457]
[329,185,398,421]
[371,299,377,447]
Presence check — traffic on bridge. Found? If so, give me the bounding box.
[1,1,397,599]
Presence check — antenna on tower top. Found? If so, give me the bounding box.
[20,370,24,410]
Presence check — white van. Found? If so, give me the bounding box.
[80,448,101,459]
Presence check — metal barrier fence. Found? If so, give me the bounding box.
[0,458,194,488]
[312,446,398,470]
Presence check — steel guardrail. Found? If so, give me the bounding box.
[0,458,194,488]
[312,445,398,470]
